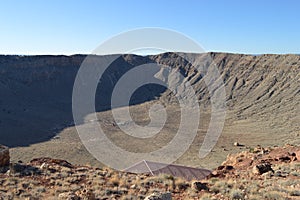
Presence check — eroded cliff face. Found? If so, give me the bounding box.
[0,55,85,147]
[0,53,299,148]
[153,53,299,123]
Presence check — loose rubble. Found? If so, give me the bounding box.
[0,144,299,199]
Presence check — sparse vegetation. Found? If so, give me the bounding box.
[230,189,244,200]
[0,145,299,199]
[175,178,189,190]
[108,174,120,187]
[289,190,300,196]
[263,190,285,200]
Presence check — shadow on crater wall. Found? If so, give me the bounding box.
[0,54,168,147]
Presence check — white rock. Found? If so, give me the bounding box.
[144,192,172,200]
[40,162,48,170]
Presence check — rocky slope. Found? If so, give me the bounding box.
[0,144,299,199]
[152,53,299,126]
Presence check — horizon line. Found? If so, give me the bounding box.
[1,50,300,57]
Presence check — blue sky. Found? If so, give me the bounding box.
[1,0,299,55]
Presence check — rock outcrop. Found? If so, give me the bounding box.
[252,163,274,175]
[0,145,9,167]
[0,145,299,199]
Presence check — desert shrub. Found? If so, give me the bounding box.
[36,186,46,193]
[249,147,255,153]
[4,177,18,186]
[263,191,285,200]
[230,189,244,200]
[226,178,235,188]
[278,179,299,187]
[162,174,174,181]
[290,171,300,176]
[109,175,120,187]
[209,178,219,184]
[119,178,128,188]
[146,176,163,184]
[293,163,300,169]
[200,193,213,200]
[289,190,300,196]
[175,178,189,190]
[248,194,262,200]
[132,176,142,187]
[214,180,231,194]
[70,185,81,192]
[246,182,260,195]
[214,180,228,188]
[185,187,198,198]
[273,187,288,194]
[121,194,138,200]
[209,185,220,194]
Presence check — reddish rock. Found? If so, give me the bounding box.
[0,145,10,167]
[295,150,300,161]
[253,163,274,175]
[30,157,74,168]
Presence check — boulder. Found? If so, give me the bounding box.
[58,192,80,200]
[144,192,172,200]
[233,142,244,147]
[253,163,274,175]
[0,145,10,167]
[192,181,209,191]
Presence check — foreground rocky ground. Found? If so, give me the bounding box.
[0,144,299,200]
